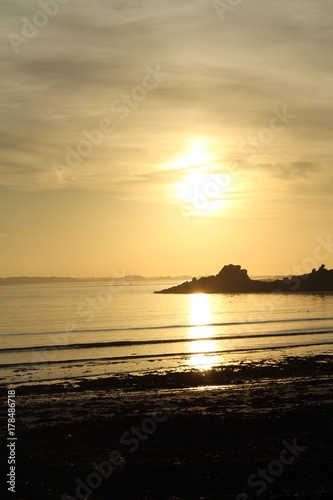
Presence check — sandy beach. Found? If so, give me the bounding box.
[1,354,332,500]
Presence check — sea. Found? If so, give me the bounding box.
[1,281,333,387]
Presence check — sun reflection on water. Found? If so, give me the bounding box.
[188,294,220,370]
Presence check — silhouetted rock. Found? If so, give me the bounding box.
[155,264,333,294]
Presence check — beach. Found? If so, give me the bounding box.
[1,354,332,500]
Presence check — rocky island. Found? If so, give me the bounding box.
[155,263,333,294]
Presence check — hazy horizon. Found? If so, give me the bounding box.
[0,264,330,281]
[1,1,333,277]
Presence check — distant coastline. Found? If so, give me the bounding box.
[155,263,333,294]
[0,275,191,286]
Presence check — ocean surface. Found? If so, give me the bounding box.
[0,281,333,386]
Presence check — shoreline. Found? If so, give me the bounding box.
[3,342,333,389]
[1,354,332,499]
[6,353,333,394]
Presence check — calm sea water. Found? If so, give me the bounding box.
[0,281,333,386]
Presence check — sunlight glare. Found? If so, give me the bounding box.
[169,140,228,215]
[188,294,219,370]
[169,139,213,170]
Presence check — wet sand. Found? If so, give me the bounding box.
[1,355,332,499]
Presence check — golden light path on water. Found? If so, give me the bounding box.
[187,294,220,370]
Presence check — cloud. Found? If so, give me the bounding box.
[0,0,333,201]
[265,161,318,180]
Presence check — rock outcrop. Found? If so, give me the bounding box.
[155,264,333,294]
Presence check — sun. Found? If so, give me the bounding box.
[177,170,229,216]
[163,138,229,214]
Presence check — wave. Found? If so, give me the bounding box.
[1,316,333,337]
[1,340,333,368]
[1,329,332,354]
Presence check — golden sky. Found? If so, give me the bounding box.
[1,0,333,277]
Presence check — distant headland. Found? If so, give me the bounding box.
[0,275,191,286]
[155,264,333,294]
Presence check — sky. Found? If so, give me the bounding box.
[1,0,333,277]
